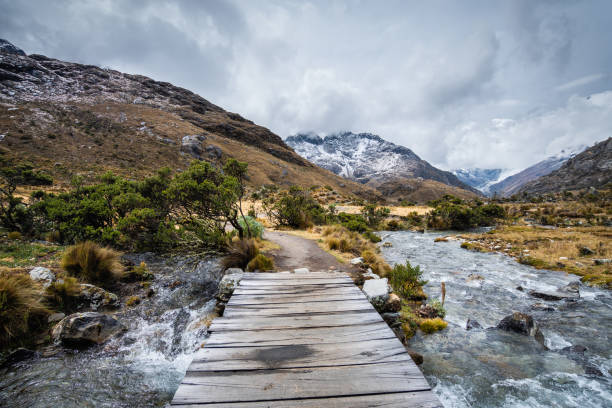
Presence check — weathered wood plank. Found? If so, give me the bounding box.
[204,321,398,348]
[227,292,366,305]
[238,279,354,286]
[241,272,350,280]
[209,310,383,332]
[232,284,363,297]
[189,338,411,371]
[172,362,431,405]
[223,299,373,318]
[172,391,443,408]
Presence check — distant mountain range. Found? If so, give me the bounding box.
[286,131,480,202]
[452,168,503,195]
[518,138,611,195]
[488,145,587,197]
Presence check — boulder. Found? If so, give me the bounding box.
[362,278,389,309]
[52,312,125,347]
[350,257,363,265]
[29,266,55,288]
[529,282,579,301]
[77,284,120,311]
[560,345,587,355]
[497,312,538,336]
[383,293,402,313]
[180,135,205,158]
[0,348,38,369]
[466,319,482,330]
[205,145,222,159]
[217,270,243,302]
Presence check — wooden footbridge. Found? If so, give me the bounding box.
[171,271,442,407]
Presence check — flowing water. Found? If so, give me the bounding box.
[0,254,224,408]
[380,230,612,408]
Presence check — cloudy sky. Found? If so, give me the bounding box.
[1,0,611,172]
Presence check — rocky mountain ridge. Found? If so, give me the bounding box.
[518,138,611,195]
[0,39,379,200]
[489,145,587,197]
[286,131,480,198]
[452,168,503,194]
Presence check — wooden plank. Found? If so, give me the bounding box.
[238,279,354,286]
[173,391,442,408]
[241,272,350,280]
[204,321,398,348]
[227,292,366,305]
[188,338,411,371]
[232,284,363,296]
[172,362,431,405]
[223,299,373,318]
[209,310,383,332]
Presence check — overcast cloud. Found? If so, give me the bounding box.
[1,0,611,172]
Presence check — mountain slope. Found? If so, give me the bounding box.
[518,138,611,194]
[488,145,586,197]
[0,40,379,200]
[286,131,480,201]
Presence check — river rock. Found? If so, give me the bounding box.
[52,312,125,347]
[528,286,579,301]
[77,284,120,311]
[497,312,539,336]
[217,270,243,302]
[383,293,402,313]
[530,303,555,312]
[560,345,587,355]
[0,348,38,369]
[363,278,389,301]
[350,257,363,265]
[381,312,401,328]
[466,319,482,330]
[29,266,55,288]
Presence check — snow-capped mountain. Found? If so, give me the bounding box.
[286,131,479,194]
[452,168,503,194]
[489,144,587,197]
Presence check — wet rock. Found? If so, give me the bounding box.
[52,312,125,347]
[48,312,66,323]
[382,242,393,248]
[528,288,578,301]
[77,284,120,311]
[466,319,482,330]
[516,286,524,291]
[29,266,55,288]
[381,312,401,328]
[497,312,538,336]
[407,350,424,365]
[383,293,402,313]
[585,365,603,376]
[561,345,587,355]
[0,348,38,369]
[467,273,484,282]
[530,303,555,312]
[217,270,243,302]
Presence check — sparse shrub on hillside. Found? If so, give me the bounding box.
[337,212,369,232]
[246,254,274,271]
[61,241,124,287]
[427,195,506,230]
[0,273,49,349]
[361,204,390,228]
[389,261,427,300]
[363,230,381,243]
[222,239,259,270]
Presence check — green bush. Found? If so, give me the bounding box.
[0,273,49,349]
[246,254,275,272]
[263,186,327,228]
[238,216,264,239]
[363,231,381,243]
[389,261,427,299]
[337,212,369,232]
[61,241,124,287]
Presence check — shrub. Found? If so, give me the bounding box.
[428,299,446,318]
[46,276,81,312]
[363,231,381,243]
[420,318,448,334]
[222,239,259,270]
[238,216,264,239]
[0,274,49,349]
[246,254,275,272]
[326,237,340,250]
[7,231,22,240]
[263,186,327,228]
[389,261,427,300]
[122,261,153,282]
[338,238,351,253]
[61,241,124,287]
[361,249,377,265]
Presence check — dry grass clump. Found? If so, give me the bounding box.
[221,238,259,270]
[46,276,80,312]
[419,318,448,334]
[0,273,49,349]
[321,225,391,276]
[246,254,275,272]
[7,231,22,240]
[61,241,124,287]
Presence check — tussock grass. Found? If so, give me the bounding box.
[61,241,124,287]
[0,273,49,349]
[46,276,80,312]
[221,238,259,270]
[246,254,275,272]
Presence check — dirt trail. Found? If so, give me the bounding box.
[265,230,357,273]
